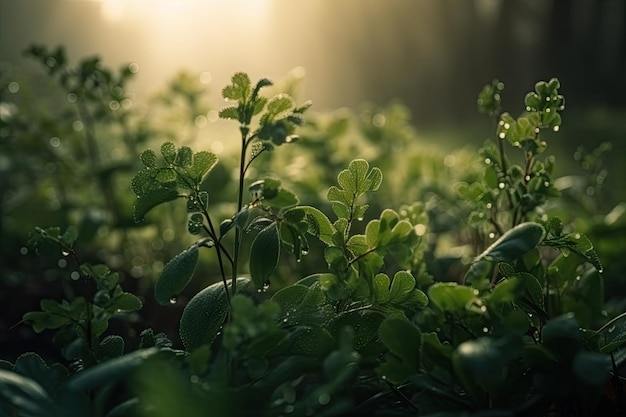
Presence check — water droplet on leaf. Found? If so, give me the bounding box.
[169,297,178,304]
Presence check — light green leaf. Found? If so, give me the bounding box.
[373,273,391,304]
[265,94,295,121]
[222,72,251,102]
[186,151,218,182]
[389,271,416,302]
[428,283,476,312]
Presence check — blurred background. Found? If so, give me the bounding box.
[1,0,625,358]
[2,0,625,125]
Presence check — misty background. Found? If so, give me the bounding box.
[1,0,624,128]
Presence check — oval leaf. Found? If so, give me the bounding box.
[180,278,251,351]
[249,223,280,289]
[154,244,199,305]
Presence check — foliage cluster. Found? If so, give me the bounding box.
[1,46,626,417]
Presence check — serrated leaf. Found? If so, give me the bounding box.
[187,151,218,182]
[264,94,295,121]
[154,244,199,305]
[175,146,193,168]
[222,72,251,102]
[155,168,177,183]
[133,188,180,222]
[160,142,176,163]
[219,106,240,121]
[140,149,157,168]
[249,223,280,289]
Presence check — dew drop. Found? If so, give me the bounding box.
[70,271,80,280]
[525,175,531,182]
[169,297,178,304]
[482,327,489,333]
[486,202,492,209]
[480,305,487,312]
[503,123,510,129]
[599,267,604,274]
[473,289,479,295]
[301,249,309,256]
[357,217,364,221]
[574,233,581,239]
[61,249,70,256]
[19,247,28,255]
[525,106,531,111]
[498,132,506,139]
[575,275,581,281]
[608,325,616,333]
[484,157,491,165]
[553,125,560,132]
[498,183,505,189]
[544,181,550,187]
[488,232,495,239]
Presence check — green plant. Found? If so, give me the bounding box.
[2,60,626,417]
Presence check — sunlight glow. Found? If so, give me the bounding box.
[98,0,272,23]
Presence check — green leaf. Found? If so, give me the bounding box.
[288,325,335,357]
[67,348,159,391]
[154,244,199,305]
[179,278,251,351]
[23,311,70,333]
[0,369,56,417]
[378,318,422,383]
[155,168,177,183]
[111,292,143,312]
[13,353,68,395]
[133,188,180,222]
[264,94,295,121]
[373,273,391,304]
[186,151,218,182]
[175,146,193,168]
[428,283,476,312]
[327,310,385,351]
[389,271,416,302]
[140,149,157,168]
[222,72,251,102]
[475,222,545,263]
[453,336,522,397]
[160,142,176,163]
[249,223,280,289]
[283,206,335,245]
[219,106,239,120]
[572,351,611,387]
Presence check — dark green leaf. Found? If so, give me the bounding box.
[133,188,181,222]
[249,223,280,289]
[154,244,199,305]
[179,278,250,351]
[67,348,159,391]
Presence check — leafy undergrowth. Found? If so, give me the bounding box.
[1,46,626,417]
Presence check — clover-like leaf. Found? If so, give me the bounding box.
[222,72,251,102]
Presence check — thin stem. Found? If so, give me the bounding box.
[232,126,250,297]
